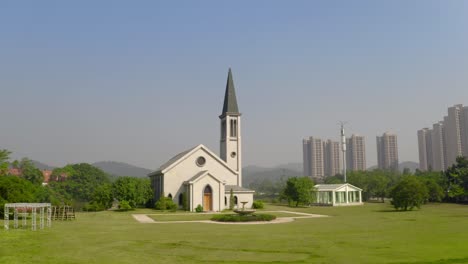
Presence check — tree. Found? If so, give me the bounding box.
[18,158,44,185]
[92,183,113,209]
[282,177,315,207]
[63,163,110,201]
[0,149,12,175]
[0,176,40,216]
[112,177,152,208]
[181,192,188,211]
[444,156,468,202]
[229,188,235,210]
[390,176,428,211]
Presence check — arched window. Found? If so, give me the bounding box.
[224,196,227,206]
[204,185,212,194]
[234,196,238,205]
[168,193,172,199]
[179,193,184,206]
[233,120,237,137]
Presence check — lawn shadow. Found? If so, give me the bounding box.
[374,209,417,213]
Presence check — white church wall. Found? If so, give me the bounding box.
[192,175,224,212]
[230,193,253,209]
[164,147,238,188]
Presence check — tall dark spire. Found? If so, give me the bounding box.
[221,68,240,117]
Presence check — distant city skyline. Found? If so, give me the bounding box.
[303,134,367,179]
[1,1,468,169]
[418,104,468,171]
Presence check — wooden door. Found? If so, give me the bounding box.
[203,185,213,211]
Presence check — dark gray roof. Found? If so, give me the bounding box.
[186,170,209,182]
[156,146,197,173]
[225,185,255,193]
[220,68,239,117]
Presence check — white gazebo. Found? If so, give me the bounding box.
[4,203,52,231]
[314,183,363,206]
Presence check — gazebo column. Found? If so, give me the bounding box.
[4,206,9,230]
[332,191,336,206]
[346,188,349,204]
[359,191,362,203]
[14,208,18,229]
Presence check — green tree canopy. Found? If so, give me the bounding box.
[112,177,152,208]
[48,163,110,203]
[0,149,12,175]
[282,177,315,207]
[390,176,428,211]
[18,158,44,185]
[444,156,468,202]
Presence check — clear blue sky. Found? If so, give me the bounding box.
[1,1,468,169]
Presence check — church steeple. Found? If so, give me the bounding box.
[220,68,239,118]
[219,68,242,186]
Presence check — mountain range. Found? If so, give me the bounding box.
[29,160,419,180]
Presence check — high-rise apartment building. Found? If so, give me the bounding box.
[418,104,468,171]
[302,137,325,179]
[417,128,433,171]
[302,139,311,177]
[431,121,446,171]
[324,140,341,177]
[376,132,399,170]
[346,135,366,171]
[445,105,465,167]
[463,106,468,157]
[303,137,342,179]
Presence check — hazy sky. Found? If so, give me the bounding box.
[1,1,468,170]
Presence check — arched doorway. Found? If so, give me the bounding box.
[203,185,213,211]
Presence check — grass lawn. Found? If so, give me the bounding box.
[1,202,467,264]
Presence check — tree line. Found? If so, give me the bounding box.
[0,149,152,215]
[260,156,468,210]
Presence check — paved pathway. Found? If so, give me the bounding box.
[132,210,328,225]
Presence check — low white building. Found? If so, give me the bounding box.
[314,183,363,206]
[148,69,254,212]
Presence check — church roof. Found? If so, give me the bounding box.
[156,146,197,173]
[220,68,239,117]
[225,185,255,193]
[148,144,238,176]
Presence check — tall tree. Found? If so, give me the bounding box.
[444,156,468,202]
[112,177,152,208]
[18,158,44,185]
[0,149,12,175]
[282,177,315,207]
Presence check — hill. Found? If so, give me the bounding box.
[92,161,152,177]
[32,160,55,170]
[242,165,302,193]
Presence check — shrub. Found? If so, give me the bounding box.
[166,199,177,212]
[211,214,276,222]
[390,176,429,211]
[83,201,107,212]
[155,196,177,211]
[229,189,235,210]
[118,200,133,211]
[195,204,203,213]
[181,192,188,211]
[252,200,264,209]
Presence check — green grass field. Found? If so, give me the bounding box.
[1,202,467,264]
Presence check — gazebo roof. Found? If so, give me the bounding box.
[4,203,51,208]
[314,183,362,191]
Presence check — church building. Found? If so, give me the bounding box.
[149,69,254,212]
